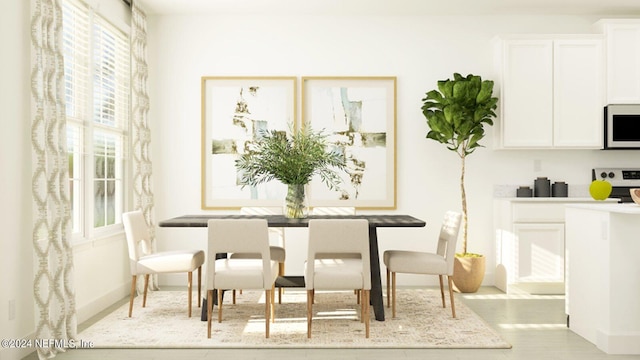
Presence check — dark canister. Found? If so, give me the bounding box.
[552,181,568,197]
[534,177,551,197]
[516,186,533,197]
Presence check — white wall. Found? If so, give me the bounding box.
[147,12,640,287]
[1,1,131,359]
[1,0,34,359]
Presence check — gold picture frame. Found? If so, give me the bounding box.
[301,76,397,209]
[201,76,297,209]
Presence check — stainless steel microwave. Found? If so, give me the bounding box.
[604,104,640,149]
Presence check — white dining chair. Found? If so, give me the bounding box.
[309,207,358,261]
[230,207,286,304]
[206,218,279,338]
[310,207,362,303]
[122,210,205,318]
[383,211,462,318]
[305,219,371,338]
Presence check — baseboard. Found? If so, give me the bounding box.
[76,283,129,324]
[597,330,640,354]
[0,336,36,360]
[505,282,565,295]
[0,285,128,360]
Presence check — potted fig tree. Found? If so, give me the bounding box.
[421,73,498,293]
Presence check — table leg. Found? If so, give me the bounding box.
[368,227,385,321]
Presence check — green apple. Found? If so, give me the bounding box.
[589,180,612,200]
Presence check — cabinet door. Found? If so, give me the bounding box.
[513,223,565,283]
[553,39,604,148]
[604,23,640,104]
[502,40,554,147]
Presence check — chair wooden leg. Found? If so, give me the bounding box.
[217,289,223,323]
[359,289,363,323]
[391,271,397,318]
[207,290,214,338]
[270,285,276,323]
[448,276,456,318]
[128,275,137,317]
[278,262,285,304]
[386,267,390,308]
[438,274,446,308]
[232,290,236,304]
[142,274,150,308]
[187,271,193,317]
[197,266,202,308]
[360,289,365,323]
[364,290,370,338]
[306,290,313,338]
[265,289,271,338]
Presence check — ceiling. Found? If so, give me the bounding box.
[137,0,640,16]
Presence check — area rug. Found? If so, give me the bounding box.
[79,289,511,349]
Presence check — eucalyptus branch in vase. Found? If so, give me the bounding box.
[235,125,347,218]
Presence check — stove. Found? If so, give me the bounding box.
[592,168,640,203]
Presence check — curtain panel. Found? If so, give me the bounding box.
[130,0,157,291]
[30,0,154,357]
[30,0,78,358]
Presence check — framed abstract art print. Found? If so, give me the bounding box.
[201,76,297,209]
[301,76,397,209]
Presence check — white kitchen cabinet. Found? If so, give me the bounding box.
[595,19,640,104]
[553,39,604,147]
[500,39,553,147]
[511,223,565,284]
[495,36,604,149]
[494,198,617,294]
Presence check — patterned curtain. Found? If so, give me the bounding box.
[131,0,157,291]
[30,0,78,358]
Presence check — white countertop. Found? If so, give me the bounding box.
[496,197,620,203]
[566,202,640,214]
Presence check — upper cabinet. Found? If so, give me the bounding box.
[595,19,640,104]
[494,35,604,149]
[553,39,604,148]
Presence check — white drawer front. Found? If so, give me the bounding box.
[512,203,566,222]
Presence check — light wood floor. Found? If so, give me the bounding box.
[22,286,640,360]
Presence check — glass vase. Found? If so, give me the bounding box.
[285,184,308,219]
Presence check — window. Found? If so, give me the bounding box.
[63,0,130,240]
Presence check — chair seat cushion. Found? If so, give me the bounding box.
[306,259,367,290]
[213,259,279,290]
[383,250,448,275]
[136,250,204,274]
[229,246,286,262]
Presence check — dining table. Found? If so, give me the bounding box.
[158,213,426,321]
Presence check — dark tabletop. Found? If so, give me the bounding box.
[158,214,426,228]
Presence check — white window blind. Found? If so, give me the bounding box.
[62,0,130,239]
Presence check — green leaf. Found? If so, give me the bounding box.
[476,80,494,103]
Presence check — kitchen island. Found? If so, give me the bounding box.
[565,203,640,355]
